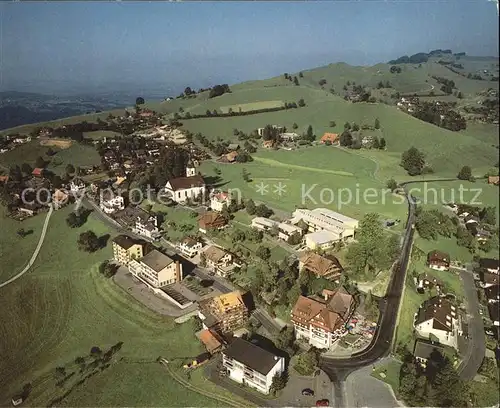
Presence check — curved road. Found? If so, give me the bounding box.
[0,205,54,288]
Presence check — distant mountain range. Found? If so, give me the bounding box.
[0,91,131,131]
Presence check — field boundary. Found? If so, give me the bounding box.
[252,156,355,176]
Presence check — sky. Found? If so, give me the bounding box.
[1,0,498,97]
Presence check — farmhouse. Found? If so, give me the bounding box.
[299,252,343,281]
[320,133,339,144]
[198,291,248,334]
[280,132,300,141]
[427,250,450,271]
[291,208,358,240]
[210,191,231,212]
[203,245,235,277]
[222,338,285,395]
[291,287,354,349]
[112,235,149,266]
[257,125,283,137]
[414,296,462,349]
[199,212,227,234]
[178,237,203,258]
[262,140,274,149]
[251,217,302,241]
[488,176,500,185]
[129,249,183,288]
[164,163,206,203]
[225,151,239,163]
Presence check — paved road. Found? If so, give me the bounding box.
[320,188,416,376]
[345,362,403,408]
[456,267,486,380]
[0,205,53,288]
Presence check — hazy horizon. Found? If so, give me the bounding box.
[1,1,498,98]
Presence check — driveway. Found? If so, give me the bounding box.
[345,363,403,408]
[456,268,486,380]
[113,266,198,317]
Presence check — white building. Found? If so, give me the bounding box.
[178,237,203,258]
[164,164,206,203]
[291,208,358,240]
[203,245,236,277]
[251,217,302,241]
[133,212,161,240]
[69,178,86,195]
[210,191,231,212]
[257,125,283,137]
[129,249,183,288]
[222,338,285,395]
[280,132,300,141]
[305,230,339,250]
[100,192,125,214]
[414,296,462,349]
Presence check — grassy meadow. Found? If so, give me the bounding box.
[0,206,249,407]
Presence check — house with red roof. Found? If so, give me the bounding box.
[320,133,339,144]
[32,168,44,178]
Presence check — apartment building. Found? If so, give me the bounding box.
[198,291,248,334]
[291,287,354,349]
[129,249,183,288]
[414,296,462,349]
[112,234,148,266]
[291,208,358,240]
[222,338,285,395]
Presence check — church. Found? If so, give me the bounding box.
[164,161,206,203]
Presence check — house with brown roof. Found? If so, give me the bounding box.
[164,164,206,203]
[416,273,443,294]
[291,287,354,349]
[178,237,203,258]
[225,151,239,163]
[299,252,343,281]
[262,140,274,149]
[199,212,227,234]
[479,271,499,288]
[488,176,499,185]
[197,329,225,354]
[479,258,500,274]
[203,245,235,277]
[427,250,450,271]
[414,296,462,349]
[112,234,149,266]
[320,133,339,144]
[198,290,249,335]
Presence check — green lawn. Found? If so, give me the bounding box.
[83,130,122,140]
[394,279,422,350]
[0,140,101,174]
[201,147,410,222]
[371,359,403,397]
[0,206,47,281]
[0,206,248,406]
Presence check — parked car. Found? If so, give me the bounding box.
[302,388,314,396]
[316,399,329,406]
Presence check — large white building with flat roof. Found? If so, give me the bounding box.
[251,217,303,241]
[291,208,358,240]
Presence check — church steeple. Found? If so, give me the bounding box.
[186,160,196,177]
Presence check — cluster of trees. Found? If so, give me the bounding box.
[283,73,300,86]
[388,52,430,65]
[194,132,254,160]
[400,147,431,176]
[431,76,456,94]
[411,101,467,131]
[390,66,402,74]
[377,81,392,89]
[137,146,191,190]
[463,97,499,124]
[399,350,469,407]
[293,348,319,376]
[99,260,118,278]
[345,213,401,280]
[208,84,231,99]
[244,198,273,218]
[66,209,91,228]
[457,165,474,181]
[77,230,101,252]
[338,121,386,150]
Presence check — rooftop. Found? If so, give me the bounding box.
[140,249,174,272]
[413,339,445,360]
[480,258,499,270]
[112,234,143,250]
[305,230,340,244]
[223,338,281,376]
[167,175,205,191]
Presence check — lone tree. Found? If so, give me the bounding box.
[245,198,256,215]
[270,372,288,395]
[379,137,386,149]
[65,164,75,175]
[401,147,425,176]
[77,230,100,253]
[386,178,398,191]
[292,122,298,130]
[135,97,145,105]
[375,118,380,129]
[457,166,473,181]
[293,76,299,86]
[298,98,306,107]
[256,246,271,260]
[329,121,336,128]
